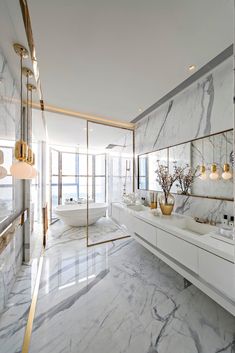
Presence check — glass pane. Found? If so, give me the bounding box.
[139,177,147,190]
[62,153,77,175]
[78,154,91,175]
[112,156,120,176]
[95,177,105,202]
[51,175,59,220]
[0,174,13,214]
[51,149,59,175]
[95,155,105,175]
[1,147,13,173]
[78,176,92,200]
[62,176,79,203]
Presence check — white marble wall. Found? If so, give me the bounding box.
[0,50,24,314]
[135,57,234,221]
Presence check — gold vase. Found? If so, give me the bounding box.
[159,192,175,216]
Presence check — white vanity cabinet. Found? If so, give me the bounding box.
[157,228,198,274]
[198,249,235,301]
[133,217,157,247]
[111,203,235,315]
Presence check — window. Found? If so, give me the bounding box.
[0,145,13,217]
[50,149,106,221]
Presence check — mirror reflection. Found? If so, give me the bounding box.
[138,129,233,200]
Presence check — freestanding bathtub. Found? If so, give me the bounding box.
[55,203,107,226]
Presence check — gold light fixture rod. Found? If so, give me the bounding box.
[26,83,37,91]
[22,67,34,78]
[13,43,29,58]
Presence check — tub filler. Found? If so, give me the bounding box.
[55,203,107,226]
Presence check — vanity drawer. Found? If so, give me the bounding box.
[157,228,198,273]
[133,218,157,246]
[198,249,235,300]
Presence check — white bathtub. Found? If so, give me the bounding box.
[55,203,107,226]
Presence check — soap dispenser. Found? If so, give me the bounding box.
[221,214,228,226]
[229,216,234,228]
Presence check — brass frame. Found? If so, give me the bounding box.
[0,210,28,255]
[21,250,44,353]
[137,128,234,202]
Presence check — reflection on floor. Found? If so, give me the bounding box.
[1,221,235,353]
[0,252,40,353]
[49,217,129,245]
[28,223,235,353]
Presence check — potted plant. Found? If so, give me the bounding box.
[155,163,180,215]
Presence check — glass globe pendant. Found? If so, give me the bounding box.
[199,165,207,180]
[209,163,219,180]
[222,163,232,180]
[222,132,232,180]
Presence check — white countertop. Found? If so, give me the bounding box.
[113,203,235,263]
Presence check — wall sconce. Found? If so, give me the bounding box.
[222,132,232,180]
[10,44,32,179]
[0,150,7,179]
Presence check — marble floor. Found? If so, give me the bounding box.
[0,221,235,353]
[49,217,130,245]
[28,222,235,353]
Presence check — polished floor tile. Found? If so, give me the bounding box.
[28,224,235,353]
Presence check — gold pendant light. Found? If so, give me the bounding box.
[199,139,207,180]
[222,131,232,180]
[23,67,34,179]
[209,135,219,180]
[26,82,37,178]
[10,44,32,179]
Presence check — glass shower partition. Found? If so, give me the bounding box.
[87,121,134,246]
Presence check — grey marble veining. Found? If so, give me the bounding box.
[135,58,233,156]
[135,56,233,223]
[25,224,235,353]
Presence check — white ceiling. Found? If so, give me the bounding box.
[28,0,233,122]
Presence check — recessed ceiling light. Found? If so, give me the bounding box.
[138,108,142,113]
[188,64,196,71]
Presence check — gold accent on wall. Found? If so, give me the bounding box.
[21,251,44,353]
[0,210,28,255]
[31,102,135,130]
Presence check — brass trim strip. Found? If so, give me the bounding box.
[21,250,44,353]
[31,102,135,130]
[0,210,28,255]
[87,235,131,247]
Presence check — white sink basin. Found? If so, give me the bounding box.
[170,217,215,236]
[127,204,145,212]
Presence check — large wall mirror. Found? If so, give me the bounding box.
[138,129,234,201]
